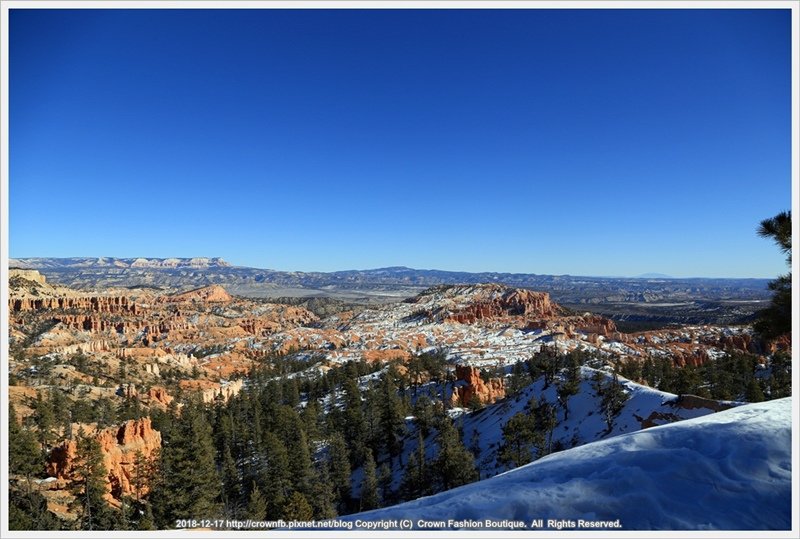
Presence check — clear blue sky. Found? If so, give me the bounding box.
[9,8,793,277]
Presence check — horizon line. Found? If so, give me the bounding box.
[7,255,778,281]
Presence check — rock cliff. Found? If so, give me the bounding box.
[46,418,162,503]
[451,365,506,406]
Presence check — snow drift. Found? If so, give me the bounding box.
[347,397,792,530]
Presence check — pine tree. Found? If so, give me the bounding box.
[601,374,629,432]
[288,426,314,496]
[534,397,558,455]
[754,211,792,341]
[342,376,368,467]
[220,444,242,516]
[9,403,42,479]
[327,433,352,510]
[261,432,291,518]
[400,431,428,501]
[308,465,337,519]
[556,355,581,419]
[9,404,58,531]
[359,449,379,511]
[32,392,56,452]
[137,504,155,530]
[245,481,267,521]
[379,368,406,461]
[434,418,478,491]
[151,401,222,527]
[301,399,321,441]
[282,491,314,521]
[378,463,393,506]
[498,412,537,469]
[72,432,118,530]
[412,394,436,437]
[745,378,765,403]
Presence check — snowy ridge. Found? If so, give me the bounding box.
[346,397,792,530]
[395,368,738,483]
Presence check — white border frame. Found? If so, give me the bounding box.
[1,1,798,538]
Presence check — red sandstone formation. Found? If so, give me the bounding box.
[451,365,506,407]
[161,284,232,304]
[10,296,138,314]
[145,386,173,407]
[445,288,558,324]
[47,418,162,503]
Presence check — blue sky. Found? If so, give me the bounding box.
[8,9,793,277]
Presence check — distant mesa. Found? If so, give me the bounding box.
[635,273,674,279]
[9,256,232,269]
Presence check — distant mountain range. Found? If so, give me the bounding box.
[8,257,772,325]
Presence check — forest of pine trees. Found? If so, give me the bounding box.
[7,340,792,530]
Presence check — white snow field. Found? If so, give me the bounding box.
[346,397,792,530]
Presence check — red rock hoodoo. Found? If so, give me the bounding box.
[451,365,506,406]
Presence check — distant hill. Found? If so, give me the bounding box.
[8,257,771,324]
[635,272,674,279]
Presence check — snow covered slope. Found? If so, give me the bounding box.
[374,367,739,491]
[347,397,792,530]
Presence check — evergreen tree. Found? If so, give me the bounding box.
[137,504,155,530]
[754,211,792,341]
[534,397,558,455]
[601,374,629,432]
[359,449,380,511]
[9,403,42,479]
[412,394,436,437]
[379,368,406,461]
[507,361,529,397]
[433,418,479,491]
[8,488,61,531]
[674,364,703,396]
[32,392,56,452]
[307,465,337,519]
[378,463,393,506]
[72,432,118,530]
[260,432,292,518]
[556,356,581,419]
[151,401,222,527]
[342,376,367,467]
[767,353,792,399]
[301,399,321,441]
[327,433,352,510]
[220,444,242,516]
[745,378,765,403]
[400,431,428,501]
[287,426,314,496]
[282,491,314,521]
[245,481,267,521]
[498,412,538,469]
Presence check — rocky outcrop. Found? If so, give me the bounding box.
[10,296,138,314]
[51,315,134,334]
[179,378,244,403]
[145,386,173,407]
[56,340,114,355]
[46,418,162,503]
[238,307,318,336]
[445,288,557,324]
[451,365,505,407]
[766,333,791,354]
[9,268,47,284]
[408,285,560,325]
[161,284,232,304]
